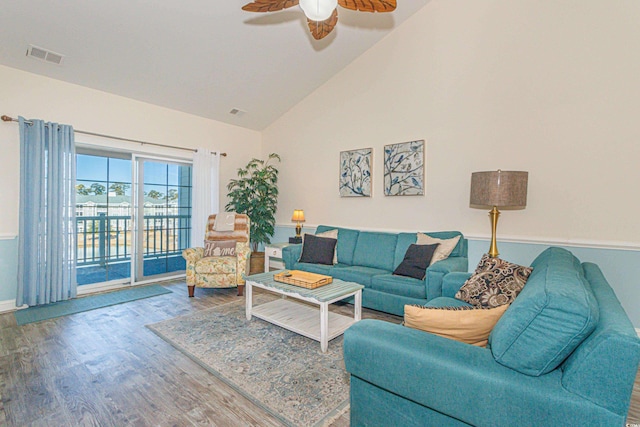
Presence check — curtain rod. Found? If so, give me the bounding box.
[1,115,227,157]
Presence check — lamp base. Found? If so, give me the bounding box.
[488,206,500,258]
[289,237,302,244]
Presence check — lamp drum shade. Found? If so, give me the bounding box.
[470,171,528,209]
[291,209,305,222]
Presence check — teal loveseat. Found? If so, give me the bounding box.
[282,226,468,316]
[344,247,640,426]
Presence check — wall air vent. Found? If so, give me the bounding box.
[26,45,64,65]
[229,108,247,117]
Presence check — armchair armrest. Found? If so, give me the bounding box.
[282,244,302,269]
[182,247,204,264]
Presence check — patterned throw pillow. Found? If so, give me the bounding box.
[404,304,509,347]
[455,254,533,308]
[203,240,236,257]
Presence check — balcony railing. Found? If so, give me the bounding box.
[76,213,191,266]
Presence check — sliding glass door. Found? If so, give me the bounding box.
[134,158,192,281]
[76,150,192,286]
[76,151,133,285]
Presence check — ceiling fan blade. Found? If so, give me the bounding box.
[338,0,396,13]
[242,0,299,13]
[307,8,338,40]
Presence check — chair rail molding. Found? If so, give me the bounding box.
[274,224,640,252]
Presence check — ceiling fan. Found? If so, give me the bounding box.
[242,0,397,40]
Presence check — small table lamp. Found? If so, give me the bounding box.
[290,209,305,244]
[470,170,528,258]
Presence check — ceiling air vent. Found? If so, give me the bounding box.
[229,108,247,117]
[26,45,64,65]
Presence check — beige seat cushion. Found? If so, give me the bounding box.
[195,256,237,274]
[404,303,509,347]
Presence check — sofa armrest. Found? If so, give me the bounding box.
[424,256,468,299]
[282,244,302,269]
[344,320,594,426]
[442,272,472,298]
[428,256,468,274]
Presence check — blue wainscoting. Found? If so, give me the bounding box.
[272,225,640,329]
[0,237,18,302]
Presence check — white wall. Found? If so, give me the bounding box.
[0,64,261,236]
[263,0,640,247]
[0,64,261,302]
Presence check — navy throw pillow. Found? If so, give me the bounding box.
[393,244,439,280]
[298,234,338,265]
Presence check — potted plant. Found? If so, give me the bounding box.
[225,153,280,273]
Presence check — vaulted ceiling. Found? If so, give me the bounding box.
[0,1,430,130]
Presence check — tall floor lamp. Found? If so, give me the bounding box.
[470,170,528,258]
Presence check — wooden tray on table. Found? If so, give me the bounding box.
[273,270,333,289]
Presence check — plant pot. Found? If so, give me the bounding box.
[250,251,265,275]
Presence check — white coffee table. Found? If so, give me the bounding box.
[245,271,363,353]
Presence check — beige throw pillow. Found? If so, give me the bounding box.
[213,212,236,232]
[303,229,338,264]
[416,233,461,265]
[404,304,509,347]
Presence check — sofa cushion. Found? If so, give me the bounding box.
[371,274,427,299]
[333,266,389,287]
[293,262,335,276]
[298,233,337,265]
[455,254,533,308]
[489,247,599,376]
[417,233,461,265]
[317,225,359,265]
[352,231,397,271]
[405,304,509,347]
[393,244,439,280]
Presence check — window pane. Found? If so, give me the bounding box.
[76,154,107,181]
[108,158,131,183]
[144,162,167,185]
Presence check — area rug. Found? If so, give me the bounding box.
[146,299,350,427]
[15,284,172,325]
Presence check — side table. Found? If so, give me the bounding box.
[264,242,292,272]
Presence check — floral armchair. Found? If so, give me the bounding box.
[182,214,251,297]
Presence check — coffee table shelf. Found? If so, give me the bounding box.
[245,271,363,352]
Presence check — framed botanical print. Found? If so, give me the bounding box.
[339,148,372,197]
[383,140,425,196]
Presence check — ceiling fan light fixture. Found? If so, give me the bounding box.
[299,0,338,21]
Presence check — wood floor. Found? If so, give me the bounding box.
[0,281,638,426]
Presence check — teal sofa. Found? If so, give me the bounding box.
[344,247,640,426]
[282,225,468,316]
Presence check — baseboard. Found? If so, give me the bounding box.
[0,299,26,314]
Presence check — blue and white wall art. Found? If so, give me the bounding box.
[384,140,425,196]
[339,148,372,197]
